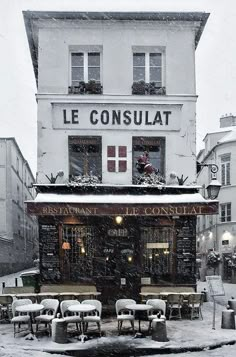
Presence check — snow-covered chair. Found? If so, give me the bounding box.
[60,300,82,333]
[115,299,136,334]
[35,299,59,335]
[11,299,32,337]
[82,299,102,336]
[146,299,166,332]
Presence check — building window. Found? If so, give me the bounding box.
[71,52,100,84]
[221,154,230,186]
[107,146,127,173]
[68,136,102,180]
[222,240,229,245]
[16,157,19,174]
[132,137,165,184]
[133,53,162,85]
[221,203,231,222]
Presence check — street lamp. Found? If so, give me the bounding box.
[198,163,221,200]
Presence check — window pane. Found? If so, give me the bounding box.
[133,53,145,66]
[72,67,84,81]
[107,146,116,157]
[107,160,116,172]
[88,67,100,81]
[119,160,127,172]
[133,67,145,81]
[150,53,161,66]
[71,53,84,66]
[226,162,230,185]
[119,146,127,157]
[88,53,100,66]
[150,67,161,82]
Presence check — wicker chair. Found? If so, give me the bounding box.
[187,293,203,320]
[167,294,184,320]
[11,299,32,337]
[35,299,59,335]
[61,300,82,333]
[146,299,166,332]
[115,299,136,334]
[82,299,102,336]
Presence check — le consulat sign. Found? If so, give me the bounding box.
[52,103,182,131]
[27,202,218,216]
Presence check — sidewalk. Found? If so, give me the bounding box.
[1,300,236,356]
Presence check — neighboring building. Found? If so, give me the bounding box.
[0,138,38,275]
[197,114,236,281]
[24,11,216,303]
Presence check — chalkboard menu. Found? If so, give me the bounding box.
[39,224,61,282]
[176,219,196,283]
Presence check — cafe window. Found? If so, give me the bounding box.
[68,136,102,180]
[132,137,165,184]
[62,225,96,282]
[141,226,174,284]
[107,146,127,172]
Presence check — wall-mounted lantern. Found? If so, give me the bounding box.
[198,163,221,200]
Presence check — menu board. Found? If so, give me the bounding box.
[206,276,225,296]
[176,219,196,283]
[39,224,61,282]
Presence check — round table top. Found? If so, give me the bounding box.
[79,292,101,296]
[16,303,44,313]
[126,304,152,311]
[68,304,96,313]
[37,293,59,296]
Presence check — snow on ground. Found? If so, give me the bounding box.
[1,272,236,356]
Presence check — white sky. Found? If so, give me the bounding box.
[0,0,236,175]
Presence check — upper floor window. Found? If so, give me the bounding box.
[133,53,162,85]
[16,157,19,174]
[221,203,231,222]
[132,52,165,95]
[68,136,102,181]
[221,153,230,186]
[71,52,100,84]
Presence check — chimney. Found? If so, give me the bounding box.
[220,114,236,128]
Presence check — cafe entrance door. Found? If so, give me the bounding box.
[94,224,140,304]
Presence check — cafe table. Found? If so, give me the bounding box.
[16,303,43,337]
[126,303,152,334]
[68,303,96,342]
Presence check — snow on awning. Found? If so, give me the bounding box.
[26,192,218,216]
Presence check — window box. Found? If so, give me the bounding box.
[85,80,103,94]
[132,81,166,95]
[148,83,166,95]
[132,80,148,95]
[68,81,86,94]
[68,80,102,95]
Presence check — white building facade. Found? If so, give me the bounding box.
[0,138,38,275]
[24,11,216,302]
[197,115,236,281]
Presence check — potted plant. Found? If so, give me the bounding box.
[148,82,166,95]
[85,79,102,94]
[132,80,147,95]
[68,81,86,94]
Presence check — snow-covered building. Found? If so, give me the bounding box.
[0,138,38,275]
[197,114,236,281]
[23,11,216,302]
